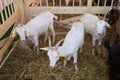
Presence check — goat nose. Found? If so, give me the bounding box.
[98,33,101,36]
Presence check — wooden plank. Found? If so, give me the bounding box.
[59,0,61,6]
[79,0,82,6]
[17,0,27,24]
[111,0,114,6]
[46,0,48,6]
[28,6,111,15]
[53,0,55,6]
[98,0,100,6]
[87,0,92,12]
[2,0,8,19]
[104,0,107,6]
[0,38,8,47]
[73,0,74,6]
[0,10,20,38]
[87,0,92,6]
[39,0,42,6]
[6,0,11,16]
[10,2,14,13]
[0,1,5,23]
[0,10,5,23]
[0,37,14,59]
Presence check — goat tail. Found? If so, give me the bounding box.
[103,39,111,50]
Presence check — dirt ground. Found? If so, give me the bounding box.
[0,14,117,80]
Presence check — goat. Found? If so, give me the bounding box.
[40,22,84,73]
[103,39,120,80]
[12,11,58,54]
[106,2,120,43]
[80,13,110,55]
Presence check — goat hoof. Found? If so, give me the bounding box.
[75,69,79,74]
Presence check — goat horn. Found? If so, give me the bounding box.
[55,39,64,48]
[48,36,52,47]
[103,12,108,20]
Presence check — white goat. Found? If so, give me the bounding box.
[40,22,84,73]
[12,11,58,54]
[80,13,110,55]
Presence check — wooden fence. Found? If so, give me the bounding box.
[0,0,23,62]
[0,0,120,64]
[24,0,120,22]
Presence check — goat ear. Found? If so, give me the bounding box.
[11,28,17,38]
[40,47,49,51]
[11,32,17,38]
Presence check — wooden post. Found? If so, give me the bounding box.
[0,3,5,23]
[53,0,55,6]
[39,0,42,6]
[2,0,8,19]
[6,0,11,16]
[14,0,26,24]
[59,0,61,6]
[87,0,92,13]
[24,0,31,23]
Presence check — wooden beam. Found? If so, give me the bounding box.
[0,38,8,48]
[14,0,26,24]
[0,37,14,60]
[28,6,111,15]
[0,10,20,39]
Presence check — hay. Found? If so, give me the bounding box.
[0,15,116,80]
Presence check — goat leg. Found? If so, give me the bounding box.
[98,39,102,53]
[63,59,67,67]
[73,52,79,73]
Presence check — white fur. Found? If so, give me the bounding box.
[80,13,110,55]
[13,11,58,54]
[40,22,84,73]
